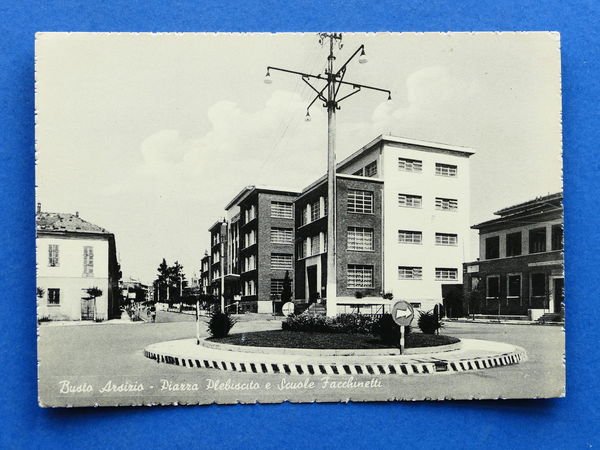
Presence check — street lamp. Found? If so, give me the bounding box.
[265,33,391,317]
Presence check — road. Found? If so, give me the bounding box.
[38,312,564,406]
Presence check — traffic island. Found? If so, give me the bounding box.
[144,337,527,376]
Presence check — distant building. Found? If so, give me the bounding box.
[120,277,148,304]
[200,251,212,294]
[463,192,564,320]
[36,205,120,321]
[295,135,474,314]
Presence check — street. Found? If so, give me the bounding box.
[38,312,565,406]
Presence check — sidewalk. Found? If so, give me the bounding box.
[445,318,564,326]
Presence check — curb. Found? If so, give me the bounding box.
[144,338,527,376]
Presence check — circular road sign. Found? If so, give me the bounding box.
[391,300,415,326]
[282,302,295,317]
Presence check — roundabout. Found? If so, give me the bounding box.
[144,336,527,376]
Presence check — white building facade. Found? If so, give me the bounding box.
[335,135,474,312]
[37,210,119,321]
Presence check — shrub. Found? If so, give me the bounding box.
[208,311,237,338]
[281,313,377,334]
[354,291,364,299]
[417,310,443,335]
[382,292,394,300]
[372,314,411,345]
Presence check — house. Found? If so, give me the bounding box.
[36,204,120,321]
[294,134,474,315]
[463,192,564,320]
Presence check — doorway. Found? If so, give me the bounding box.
[307,265,318,303]
[81,297,94,320]
[552,278,564,313]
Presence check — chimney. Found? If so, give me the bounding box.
[75,211,79,218]
[36,203,41,214]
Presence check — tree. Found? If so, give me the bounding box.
[86,287,103,321]
[281,270,292,303]
[169,261,186,308]
[156,258,170,302]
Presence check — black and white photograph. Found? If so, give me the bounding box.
[35,32,564,407]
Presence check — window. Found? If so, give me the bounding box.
[271,228,293,245]
[435,197,458,211]
[348,227,374,251]
[486,276,500,298]
[83,246,94,276]
[347,265,374,288]
[48,244,59,267]
[435,268,458,281]
[435,233,458,246]
[271,201,293,219]
[271,279,284,299]
[348,190,374,214]
[552,225,563,251]
[297,240,306,259]
[435,163,458,177]
[310,201,320,222]
[244,255,256,272]
[410,302,422,309]
[244,279,256,296]
[508,274,521,297]
[244,230,256,247]
[398,266,422,280]
[506,232,522,257]
[353,168,364,176]
[398,193,422,208]
[310,236,320,256]
[47,288,60,305]
[271,253,292,270]
[531,273,546,297]
[398,230,422,244]
[364,161,377,177]
[398,157,422,172]
[485,236,500,259]
[529,227,547,254]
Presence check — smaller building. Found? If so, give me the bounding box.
[200,251,212,294]
[463,192,564,319]
[36,205,120,321]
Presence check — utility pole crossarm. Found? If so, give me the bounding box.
[267,66,326,82]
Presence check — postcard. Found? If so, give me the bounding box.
[36,32,564,407]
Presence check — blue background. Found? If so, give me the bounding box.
[1,1,598,448]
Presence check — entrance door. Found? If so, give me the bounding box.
[307,265,318,303]
[553,278,564,313]
[81,297,94,320]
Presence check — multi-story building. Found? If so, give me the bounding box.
[200,251,212,294]
[208,219,227,300]
[234,186,300,313]
[36,204,120,321]
[463,192,564,320]
[294,135,474,315]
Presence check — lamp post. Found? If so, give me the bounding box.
[265,33,391,317]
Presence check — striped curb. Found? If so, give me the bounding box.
[144,338,527,376]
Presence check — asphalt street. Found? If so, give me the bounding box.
[38,312,564,406]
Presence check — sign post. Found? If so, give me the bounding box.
[391,300,415,355]
[195,298,200,345]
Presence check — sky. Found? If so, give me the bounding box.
[35,32,562,283]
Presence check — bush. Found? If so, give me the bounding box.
[281,313,377,334]
[372,314,411,345]
[417,310,443,335]
[208,311,237,338]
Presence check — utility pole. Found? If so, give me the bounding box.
[265,33,391,317]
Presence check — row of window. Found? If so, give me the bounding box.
[398,194,458,211]
[398,231,458,246]
[346,265,459,288]
[300,197,327,226]
[397,266,459,281]
[485,225,563,259]
[47,244,94,276]
[485,273,546,299]
[398,158,458,177]
[297,233,327,259]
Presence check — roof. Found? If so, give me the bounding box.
[208,219,226,232]
[36,212,112,235]
[472,192,563,230]
[224,184,302,210]
[298,173,384,200]
[336,134,475,172]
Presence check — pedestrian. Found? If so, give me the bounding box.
[150,305,156,323]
